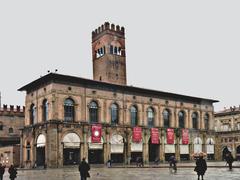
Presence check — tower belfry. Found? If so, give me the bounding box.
[92,22,127,85]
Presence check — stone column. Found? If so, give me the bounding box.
[176,134,180,161]
[142,130,148,164]
[160,129,165,162]
[46,123,58,168]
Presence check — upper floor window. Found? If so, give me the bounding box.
[89,101,98,123]
[26,142,31,161]
[64,98,75,122]
[96,46,105,58]
[163,109,170,128]
[110,45,122,56]
[204,113,209,130]
[130,106,138,126]
[192,112,198,129]
[147,107,154,128]
[30,104,36,125]
[42,99,48,122]
[178,111,185,129]
[111,103,119,125]
[9,127,13,134]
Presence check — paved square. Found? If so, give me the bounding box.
[2,167,240,180]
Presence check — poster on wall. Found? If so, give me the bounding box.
[182,129,189,145]
[91,124,102,143]
[151,128,159,144]
[133,127,142,142]
[167,128,174,144]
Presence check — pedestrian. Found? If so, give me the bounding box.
[169,155,177,173]
[107,159,112,168]
[194,155,207,180]
[78,158,90,180]
[0,163,5,180]
[225,153,234,171]
[8,164,17,180]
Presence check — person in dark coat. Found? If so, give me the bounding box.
[78,158,90,180]
[169,155,177,172]
[0,163,5,180]
[225,153,234,170]
[195,156,207,180]
[8,164,17,180]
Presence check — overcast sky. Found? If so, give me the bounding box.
[0,0,239,111]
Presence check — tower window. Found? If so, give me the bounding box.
[96,46,105,58]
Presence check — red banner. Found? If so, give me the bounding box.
[151,128,159,144]
[91,124,102,143]
[133,127,142,142]
[167,128,174,144]
[182,129,189,145]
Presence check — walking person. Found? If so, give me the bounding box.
[169,155,177,173]
[78,158,90,180]
[194,155,207,180]
[225,152,234,171]
[0,163,5,180]
[8,164,17,180]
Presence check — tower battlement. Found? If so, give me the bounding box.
[0,104,25,115]
[92,22,125,41]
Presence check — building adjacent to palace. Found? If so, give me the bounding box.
[19,22,218,168]
[214,106,240,160]
[0,105,24,166]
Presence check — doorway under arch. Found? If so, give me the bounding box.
[36,134,46,166]
[62,133,80,165]
[148,138,160,162]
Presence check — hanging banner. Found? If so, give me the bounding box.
[167,128,174,144]
[151,128,159,144]
[133,127,142,142]
[182,129,189,145]
[91,124,102,143]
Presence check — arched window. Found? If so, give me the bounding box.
[111,103,119,125]
[9,127,13,134]
[163,109,170,128]
[89,101,98,123]
[192,112,198,129]
[30,104,36,125]
[64,98,74,122]
[42,99,48,122]
[147,107,154,128]
[130,106,138,126]
[204,113,209,130]
[26,142,31,161]
[178,111,185,129]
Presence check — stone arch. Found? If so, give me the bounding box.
[62,132,81,147]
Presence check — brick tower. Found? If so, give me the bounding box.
[92,22,127,85]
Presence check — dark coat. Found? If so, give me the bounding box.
[195,158,207,175]
[226,154,234,164]
[8,166,17,179]
[78,160,90,178]
[0,165,5,175]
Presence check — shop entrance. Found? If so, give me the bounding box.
[63,148,80,165]
[111,154,124,163]
[148,139,159,162]
[36,147,45,166]
[88,149,104,164]
[131,152,142,163]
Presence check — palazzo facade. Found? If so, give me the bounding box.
[19,22,218,168]
[214,106,240,161]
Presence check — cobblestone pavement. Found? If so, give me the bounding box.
[2,166,240,180]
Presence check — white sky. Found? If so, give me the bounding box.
[0,0,240,112]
